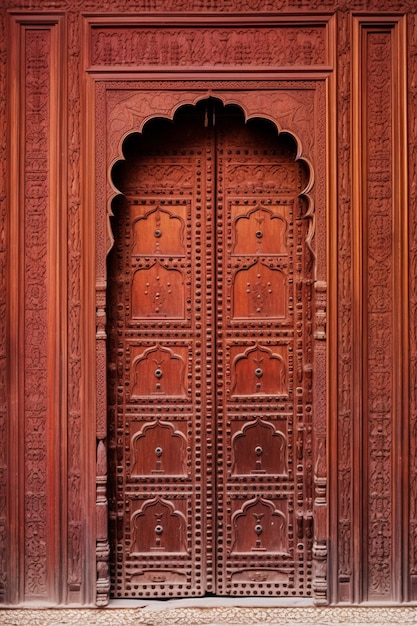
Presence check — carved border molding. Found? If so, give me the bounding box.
[7,13,66,604]
[349,15,408,602]
[84,15,333,70]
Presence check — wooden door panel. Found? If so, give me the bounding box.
[108,112,214,598]
[108,102,313,599]
[215,111,312,596]
[231,417,288,476]
[129,344,189,398]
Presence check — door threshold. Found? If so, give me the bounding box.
[2,604,417,625]
[108,596,314,610]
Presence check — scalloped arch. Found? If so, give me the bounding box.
[108,93,314,202]
[107,93,315,267]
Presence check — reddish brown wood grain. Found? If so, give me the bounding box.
[1,0,415,609]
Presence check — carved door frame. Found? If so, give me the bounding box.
[83,15,337,606]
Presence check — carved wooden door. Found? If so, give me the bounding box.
[108,101,313,599]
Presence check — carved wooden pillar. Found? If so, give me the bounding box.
[312,281,328,605]
[95,284,110,606]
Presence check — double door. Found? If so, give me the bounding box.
[108,101,314,598]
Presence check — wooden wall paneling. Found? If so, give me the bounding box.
[408,10,417,602]
[7,13,66,604]
[352,15,408,602]
[0,0,413,606]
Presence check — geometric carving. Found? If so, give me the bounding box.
[231,496,288,554]
[131,421,187,476]
[231,344,287,396]
[131,344,187,397]
[232,260,287,319]
[131,262,185,319]
[132,207,185,256]
[231,417,287,475]
[131,497,187,554]
[233,206,288,255]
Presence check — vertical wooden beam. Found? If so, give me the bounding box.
[66,9,87,605]
[0,5,8,606]
[326,11,340,605]
[407,11,417,603]
[335,9,355,604]
[352,15,408,602]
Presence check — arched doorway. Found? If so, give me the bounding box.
[107,100,315,599]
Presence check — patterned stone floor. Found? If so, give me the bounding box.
[1,604,417,625]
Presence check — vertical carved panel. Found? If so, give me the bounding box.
[366,31,393,598]
[335,8,354,604]
[23,27,51,598]
[0,6,7,606]
[108,109,212,598]
[67,11,84,604]
[7,15,65,603]
[353,18,408,602]
[215,110,314,597]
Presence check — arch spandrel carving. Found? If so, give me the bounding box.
[105,88,317,261]
[107,89,315,168]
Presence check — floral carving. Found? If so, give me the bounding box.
[23,27,50,598]
[90,26,327,67]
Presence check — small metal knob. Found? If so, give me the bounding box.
[154,368,163,379]
[255,446,263,456]
[155,525,163,534]
[254,524,263,535]
[255,230,263,239]
[155,447,163,457]
[254,368,263,378]
[154,229,162,238]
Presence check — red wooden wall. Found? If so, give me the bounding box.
[0,0,416,607]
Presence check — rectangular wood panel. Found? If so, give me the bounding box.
[86,16,331,69]
[7,14,65,604]
[352,16,408,602]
